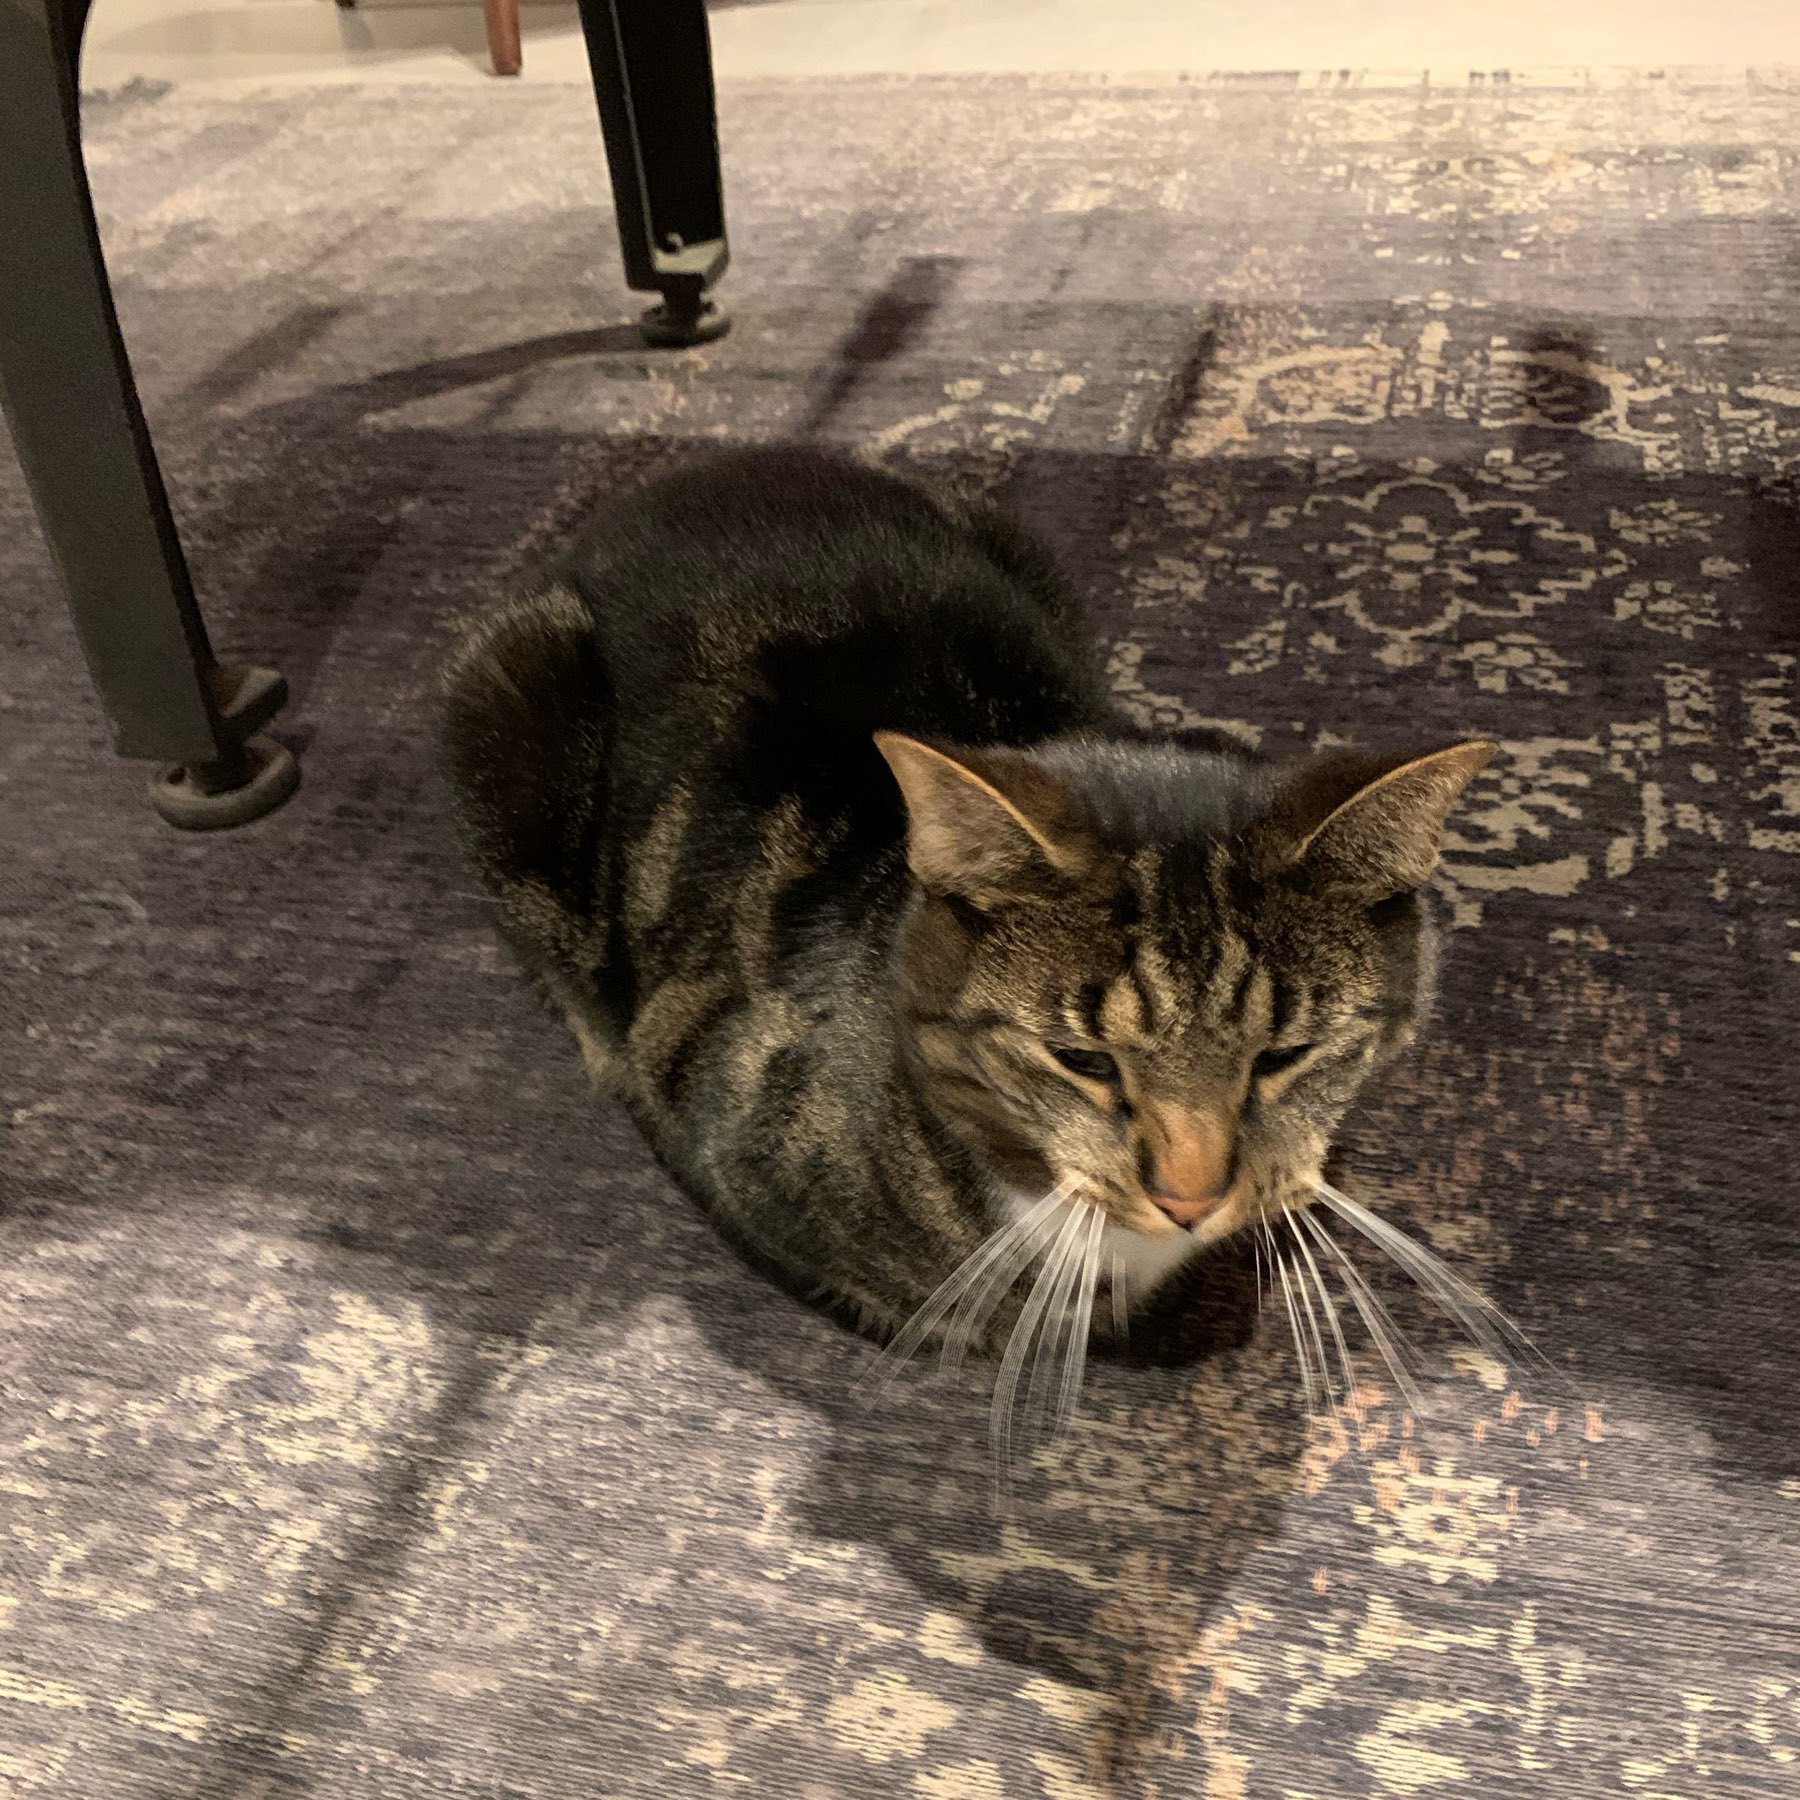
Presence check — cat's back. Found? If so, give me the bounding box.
[562,446,1019,639]
[556,448,1108,751]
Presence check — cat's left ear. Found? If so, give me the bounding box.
[874,733,1088,901]
[1260,740,1496,897]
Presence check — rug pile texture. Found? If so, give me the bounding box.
[3,70,1798,1797]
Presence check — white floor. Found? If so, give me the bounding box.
[78,0,1800,93]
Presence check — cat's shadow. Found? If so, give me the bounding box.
[635,1167,1308,1785]
[138,938,1308,1797]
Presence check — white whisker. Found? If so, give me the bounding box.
[1051,1205,1106,1440]
[1024,1204,1092,1443]
[1298,1208,1430,1416]
[1271,1236,1319,1418]
[856,1183,1068,1403]
[1314,1180,1560,1389]
[990,1202,1090,1476]
[1260,1220,1291,1357]
[940,1199,1069,1377]
[1287,1223,1337,1403]
[1109,1241,1130,1345]
[1288,1213,1358,1405]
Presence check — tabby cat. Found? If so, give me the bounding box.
[442,448,1494,1433]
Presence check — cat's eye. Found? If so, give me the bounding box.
[1049,1045,1119,1083]
[1252,1043,1315,1080]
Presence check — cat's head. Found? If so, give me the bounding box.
[878,730,1493,1255]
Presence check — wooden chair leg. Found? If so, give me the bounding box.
[484,0,521,77]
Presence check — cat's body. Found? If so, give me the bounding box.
[443,449,1490,1355]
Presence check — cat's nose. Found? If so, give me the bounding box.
[1150,1188,1222,1228]
[1143,1106,1236,1228]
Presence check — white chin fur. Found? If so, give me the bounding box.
[994,1186,1206,1315]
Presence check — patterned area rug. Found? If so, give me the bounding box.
[4,71,1799,1798]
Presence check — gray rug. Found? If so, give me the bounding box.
[4,70,1799,1798]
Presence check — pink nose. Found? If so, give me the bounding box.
[1142,1107,1236,1228]
[1151,1189,1223,1227]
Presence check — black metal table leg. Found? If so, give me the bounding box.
[573,0,731,348]
[0,0,298,828]
[1,0,727,827]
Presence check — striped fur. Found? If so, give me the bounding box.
[441,449,1488,1353]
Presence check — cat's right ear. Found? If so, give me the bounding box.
[874,733,1086,901]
